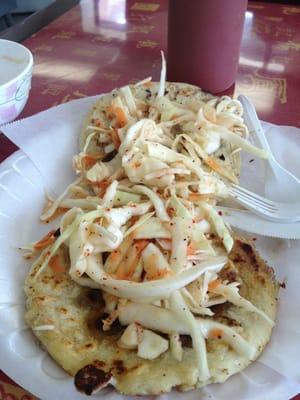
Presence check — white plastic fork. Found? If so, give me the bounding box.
[238,95,300,202]
[229,183,300,222]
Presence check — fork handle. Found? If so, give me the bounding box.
[238,95,275,161]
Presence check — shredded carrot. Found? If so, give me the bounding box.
[132,161,141,169]
[88,152,106,159]
[89,179,111,197]
[115,263,134,280]
[129,216,139,226]
[90,179,110,189]
[115,239,149,280]
[138,103,149,113]
[106,104,128,127]
[187,240,197,256]
[99,181,112,197]
[188,193,214,202]
[205,157,223,174]
[83,154,97,169]
[105,235,134,274]
[167,207,176,217]
[114,106,128,128]
[203,156,237,183]
[94,118,102,127]
[133,239,149,253]
[209,329,223,339]
[49,254,65,274]
[110,129,121,149]
[34,230,56,250]
[208,279,221,291]
[110,249,121,262]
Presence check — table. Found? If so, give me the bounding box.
[0,1,300,398]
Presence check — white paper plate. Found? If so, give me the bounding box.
[0,150,300,400]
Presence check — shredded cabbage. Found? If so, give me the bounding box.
[133,216,170,239]
[200,203,233,253]
[170,291,210,380]
[157,51,166,97]
[121,86,137,115]
[133,185,170,222]
[170,217,190,272]
[36,213,83,277]
[30,53,277,375]
[113,190,142,206]
[118,302,257,360]
[142,242,171,280]
[212,283,274,326]
[40,176,82,221]
[198,318,257,359]
[71,256,227,300]
[218,127,268,159]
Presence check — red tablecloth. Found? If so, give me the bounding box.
[1,1,300,398]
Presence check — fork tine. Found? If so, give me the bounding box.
[232,192,278,212]
[230,184,275,204]
[228,184,300,222]
[230,191,265,209]
[230,184,278,211]
[230,193,276,214]
[229,194,276,218]
[229,189,277,212]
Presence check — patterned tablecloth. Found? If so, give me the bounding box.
[0,0,300,398]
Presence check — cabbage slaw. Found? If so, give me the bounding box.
[28,53,274,382]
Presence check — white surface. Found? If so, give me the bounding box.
[0,39,33,125]
[219,207,300,239]
[1,95,100,192]
[1,97,300,399]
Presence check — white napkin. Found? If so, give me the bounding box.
[1,97,300,399]
[1,95,101,193]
